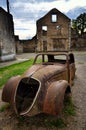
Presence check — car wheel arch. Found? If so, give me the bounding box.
[43,80,70,115]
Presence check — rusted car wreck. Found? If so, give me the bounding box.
[2,51,76,116]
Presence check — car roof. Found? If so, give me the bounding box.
[36,50,73,55]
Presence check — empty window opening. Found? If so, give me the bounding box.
[42,26,47,36]
[42,26,47,31]
[48,55,66,64]
[51,14,57,22]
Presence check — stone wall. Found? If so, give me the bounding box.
[22,36,37,53]
[15,35,23,53]
[0,7,16,61]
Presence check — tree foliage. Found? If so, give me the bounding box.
[72,13,86,35]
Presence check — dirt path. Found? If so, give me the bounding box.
[0,51,86,130]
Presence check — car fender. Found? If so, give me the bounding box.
[2,75,21,104]
[43,80,69,115]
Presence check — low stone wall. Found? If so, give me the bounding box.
[0,53,16,62]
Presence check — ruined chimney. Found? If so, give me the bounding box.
[6,0,10,14]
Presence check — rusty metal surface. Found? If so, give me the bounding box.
[43,80,68,115]
[2,76,21,103]
[2,52,76,116]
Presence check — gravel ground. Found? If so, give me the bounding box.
[0,51,86,130]
[68,51,86,130]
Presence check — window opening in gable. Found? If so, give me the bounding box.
[51,14,57,22]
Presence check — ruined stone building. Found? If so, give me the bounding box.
[36,8,71,52]
[0,7,16,61]
[11,7,85,53]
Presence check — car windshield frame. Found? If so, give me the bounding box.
[33,52,69,65]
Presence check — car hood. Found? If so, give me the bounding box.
[22,64,66,81]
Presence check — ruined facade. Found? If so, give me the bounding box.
[0,7,16,61]
[36,8,71,52]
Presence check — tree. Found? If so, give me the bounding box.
[72,13,86,35]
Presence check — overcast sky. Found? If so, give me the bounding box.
[0,0,86,39]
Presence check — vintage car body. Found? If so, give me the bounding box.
[2,51,76,116]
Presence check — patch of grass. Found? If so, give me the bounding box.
[50,118,66,128]
[64,97,76,116]
[0,104,10,112]
[0,59,33,88]
[44,118,66,128]
[78,62,84,64]
[17,116,25,123]
[76,53,86,56]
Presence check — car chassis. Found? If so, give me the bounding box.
[2,51,76,116]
